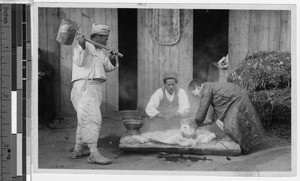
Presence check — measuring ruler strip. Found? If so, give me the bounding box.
[16,4,26,181]
[16,4,23,180]
[11,4,19,181]
[0,5,2,178]
[23,4,30,181]
[0,6,1,176]
[1,4,13,181]
[1,4,28,181]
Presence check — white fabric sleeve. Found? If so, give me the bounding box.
[72,43,89,67]
[103,56,118,72]
[145,89,163,118]
[177,89,190,117]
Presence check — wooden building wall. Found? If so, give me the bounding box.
[137,9,193,110]
[38,8,119,117]
[228,10,291,69]
[39,8,291,117]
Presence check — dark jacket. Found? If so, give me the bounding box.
[195,82,266,152]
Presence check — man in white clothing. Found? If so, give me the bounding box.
[70,23,119,165]
[145,71,190,131]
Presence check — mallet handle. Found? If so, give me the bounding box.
[85,39,123,58]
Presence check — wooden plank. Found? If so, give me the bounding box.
[104,8,112,111]
[268,10,281,51]
[148,9,155,96]
[249,10,260,55]
[280,10,291,52]
[65,8,75,113]
[61,8,80,115]
[158,43,166,89]
[163,10,170,73]
[72,8,83,57]
[151,10,160,94]
[179,9,194,116]
[144,10,150,107]
[120,123,241,156]
[46,8,61,114]
[153,9,161,91]
[258,10,270,52]
[80,8,87,33]
[286,11,291,52]
[157,9,167,91]
[81,8,93,42]
[158,12,167,92]
[106,8,119,111]
[94,8,106,24]
[164,46,171,73]
[157,20,165,92]
[169,44,179,74]
[287,11,291,52]
[169,38,179,83]
[59,8,73,114]
[119,134,241,156]
[168,10,180,87]
[228,10,238,71]
[178,9,193,94]
[137,9,149,109]
[38,8,47,51]
[113,8,119,111]
[101,9,108,112]
[94,8,107,112]
[137,9,144,109]
[237,10,250,68]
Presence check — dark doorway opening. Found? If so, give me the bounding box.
[118,9,138,110]
[193,10,229,82]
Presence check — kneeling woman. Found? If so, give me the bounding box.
[188,79,266,154]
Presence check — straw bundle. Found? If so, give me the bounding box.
[249,88,291,127]
[228,51,291,92]
[228,51,291,127]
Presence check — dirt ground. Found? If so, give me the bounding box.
[38,117,292,175]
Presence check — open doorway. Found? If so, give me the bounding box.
[118,9,138,110]
[193,10,229,82]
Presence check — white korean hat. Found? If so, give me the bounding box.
[91,23,110,35]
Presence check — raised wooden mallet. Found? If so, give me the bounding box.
[56,19,123,57]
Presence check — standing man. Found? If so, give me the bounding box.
[188,79,266,154]
[145,71,190,131]
[70,23,119,165]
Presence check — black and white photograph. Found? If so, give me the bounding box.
[32,1,296,179]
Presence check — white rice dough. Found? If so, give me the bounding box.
[121,128,216,147]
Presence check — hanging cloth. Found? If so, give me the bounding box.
[152,9,181,46]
